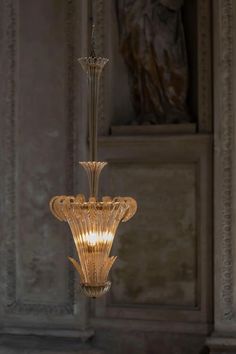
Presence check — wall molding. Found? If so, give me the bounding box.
[216,0,234,322]
[3,0,76,317]
[94,135,212,328]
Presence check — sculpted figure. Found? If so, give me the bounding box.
[116,0,190,124]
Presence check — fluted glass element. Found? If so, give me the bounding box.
[79,161,107,198]
[50,184,137,298]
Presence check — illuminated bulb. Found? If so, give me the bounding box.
[83,231,114,247]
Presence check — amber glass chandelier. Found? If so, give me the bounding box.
[49,27,137,298]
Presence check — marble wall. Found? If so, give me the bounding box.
[1,0,236,353]
[0,0,95,352]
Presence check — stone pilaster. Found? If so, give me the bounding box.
[208,0,236,352]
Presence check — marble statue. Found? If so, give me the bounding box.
[116,0,190,124]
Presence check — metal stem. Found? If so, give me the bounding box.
[78,27,109,197]
[79,57,108,162]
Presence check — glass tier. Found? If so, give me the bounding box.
[50,194,137,298]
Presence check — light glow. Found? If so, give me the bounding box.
[83,231,114,247]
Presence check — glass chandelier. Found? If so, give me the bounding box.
[49,27,137,298]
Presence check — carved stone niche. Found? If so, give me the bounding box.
[93,0,212,135]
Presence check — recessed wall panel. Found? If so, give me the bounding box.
[14,0,73,311]
[108,163,197,307]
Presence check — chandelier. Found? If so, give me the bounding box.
[49,27,137,298]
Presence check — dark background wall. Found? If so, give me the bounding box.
[0,1,225,353]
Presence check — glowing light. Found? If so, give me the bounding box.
[84,231,114,247]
